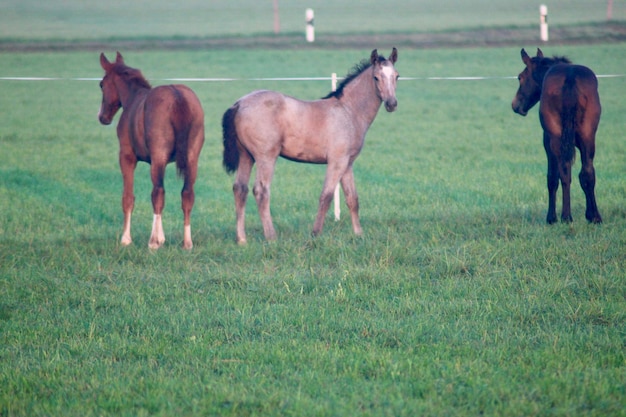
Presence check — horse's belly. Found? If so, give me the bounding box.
[280,150,326,164]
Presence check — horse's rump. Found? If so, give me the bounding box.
[542,64,598,164]
[147,85,203,177]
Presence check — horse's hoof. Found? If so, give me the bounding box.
[148,240,164,250]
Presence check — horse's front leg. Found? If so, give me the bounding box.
[313,161,348,236]
[340,165,362,236]
[120,153,137,246]
[149,162,167,249]
[252,159,277,241]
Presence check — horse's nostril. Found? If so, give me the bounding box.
[385,99,397,112]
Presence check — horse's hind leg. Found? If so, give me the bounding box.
[578,135,602,223]
[181,161,198,250]
[149,162,167,249]
[559,158,573,223]
[340,165,363,236]
[313,160,348,236]
[120,153,137,245]
[252,159,277,241]
[180,126,204,250]
[233,150,254,244]
[544,133,559,224]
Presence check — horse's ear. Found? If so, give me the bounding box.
[389,47,398,64]
[100,53,112,70]
[521,48,532,66]
[370,49,379,65]
[115,51,124,65]
[536,48,544,58]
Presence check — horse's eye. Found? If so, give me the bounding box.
[99,81,103,89]
[396,74,400,81]
[374,76,379,81]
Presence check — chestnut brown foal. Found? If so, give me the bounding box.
[98,52,205,249]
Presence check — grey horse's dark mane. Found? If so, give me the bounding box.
[322,55,387,99]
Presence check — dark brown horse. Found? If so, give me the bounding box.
[98,52,205,249]
[222,48,399,244]
[512,48,602,224]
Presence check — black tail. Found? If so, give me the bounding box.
[222,103,240,174]
[560,71,578,163]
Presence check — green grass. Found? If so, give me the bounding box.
[1,45,626,416]
[1,0,624,41]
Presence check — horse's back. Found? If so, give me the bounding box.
[234,89,315,136]
[236,90,291,116]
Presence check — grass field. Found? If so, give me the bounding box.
[1,43,625,416]
[1,1,626,415]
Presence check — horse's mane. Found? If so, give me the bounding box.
[535,55,572,67]
[113,64,152,89]
[322,55,388,99]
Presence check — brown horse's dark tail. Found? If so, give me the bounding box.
[560,71,578,163]
[222,103,240,174]
[172,88,193,178]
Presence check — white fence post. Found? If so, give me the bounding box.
[306,8,315,42]
[332,72,341,221]
[273,0,280,34]
[540,5,549,42]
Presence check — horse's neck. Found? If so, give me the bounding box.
[536,62,561,84]
[340,68,381,125]
[117,79,150,109]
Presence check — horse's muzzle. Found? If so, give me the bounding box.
[98,114,112,125]
[511,101,527,117]
[384,98,398,112]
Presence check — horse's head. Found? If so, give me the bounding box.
[98,52,124,125]
[370,48,399,112]
[512,48,544,116]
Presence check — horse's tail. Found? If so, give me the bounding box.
[173,88,193,178]
[560,70,578,163]
[222,103,240,174]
